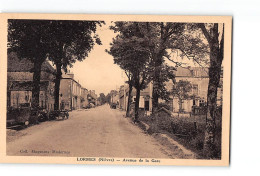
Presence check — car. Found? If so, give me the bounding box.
[110,103,117,109]
[49,110,69,120]
[7,106,31,128]
[38,108,49,122]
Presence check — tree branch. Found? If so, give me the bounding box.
[198,23,211,44]
[173,48,208,74]
[164,53,187,68]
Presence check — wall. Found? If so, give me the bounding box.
[60,78,72,110]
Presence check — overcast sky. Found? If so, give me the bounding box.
[69,22,207,95]
[69,22,125,95]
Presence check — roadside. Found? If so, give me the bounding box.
[124,111,197,159]
[127,108,222,159]
[6,110,81,143]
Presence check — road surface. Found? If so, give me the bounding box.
[7,104,172,158]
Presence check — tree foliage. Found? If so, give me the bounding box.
[107,22,152,121]
[98,93,106,105]
[46,20,103,110]
[8,19,104,111]
[8,20,54,110]
[172,80,192,112]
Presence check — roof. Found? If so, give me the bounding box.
[8,52,55,73]
[9,81,49,91]
[174,67,209,78]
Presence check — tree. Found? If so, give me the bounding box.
[108,22,151,122]
[144,22,186,113]
[99,93,106,105]
[46,20,103,110]
[198,23,224,158]
[172,80,192,113]
[163,23,222,158]
[105,93,112,104]
[124,71,134,117]
[8,20,52,110]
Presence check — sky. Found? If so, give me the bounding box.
[69,22,125,95]
[68,22,209,95]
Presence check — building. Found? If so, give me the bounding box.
[118,67,223,114]
[110,90,119,105]
[80,88,89,108]
[60,71,99,110]
[119,83,152,111]
[119,83,153,112]
[88,90,98,106]
[167,67,223,113]
[7,52,55,111]
[60,73,82,110]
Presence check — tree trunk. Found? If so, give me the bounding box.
[152,86,159,113]
[203,64,221,158]
[203,34,223,158]
[152,54,163,113]
[54,62,62,111]
[134,87,141,122]
[199,23,224,159]
[178,98,183,112]
[126,84,133,117]
[31,60,42,109]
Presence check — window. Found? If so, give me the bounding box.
[199,99,205,107]
[192,84,198,95]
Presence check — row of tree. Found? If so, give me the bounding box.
[8,20,104,111]
[107,22,224,158]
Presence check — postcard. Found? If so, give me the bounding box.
[0,13,232,166]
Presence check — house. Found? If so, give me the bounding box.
[80,88,89,108]
[60,72,98,110]
[119,82,153,112]
[167,67,223,113]
[87,90,98,106]
[60,73,82,110]
[118,67,223,114]
[7,52,55,111]
[110,90,119,105]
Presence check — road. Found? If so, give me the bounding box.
[7,104,172,158]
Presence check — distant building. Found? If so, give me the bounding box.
[169,67,223,113]
[118,67,223,113]
[7,52,55,111]
[80,88,89,108]
[60,73,82,110]
[88,90,98,105]
[119,83,153,112]
[110,90,119,105]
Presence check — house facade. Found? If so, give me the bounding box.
[7,52,55,111]
[87,90,98,106]
[118,67,223,114]
[110,90,119,106]
[119,82,153,112]
[169,67,223,113]
[60,73,82,110]
[80,88,89,108]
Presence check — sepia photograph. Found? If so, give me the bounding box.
[0,14,232,166]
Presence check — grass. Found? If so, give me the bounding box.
[138,110,222,159]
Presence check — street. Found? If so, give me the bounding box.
[7,104,172,158]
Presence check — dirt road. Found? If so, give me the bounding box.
[7,105,172,158]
